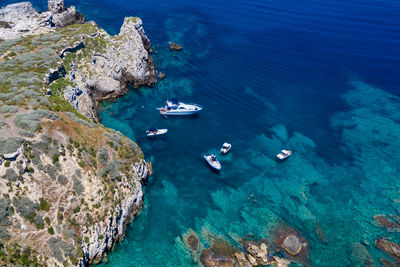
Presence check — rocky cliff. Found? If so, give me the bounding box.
[0,0,155,265]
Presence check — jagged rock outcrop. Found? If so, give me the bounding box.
[0,0,84,40]
[51,5,84,28]
[48,0,66,13]
[66,17,157,121]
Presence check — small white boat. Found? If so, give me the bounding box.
[146,127,168,137]
[220,142,232,154]
[157,98,202,116]
[204,154,221,171]
[276,149,292,160]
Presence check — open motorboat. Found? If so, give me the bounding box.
[146,127,168,137]
[157,98,202,116]
[276,149,292,160]
[204,154,221,171]
[220,142,232,154]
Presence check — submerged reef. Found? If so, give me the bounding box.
[0,0,155,265]
[172,80,400,266]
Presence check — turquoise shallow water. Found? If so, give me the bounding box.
[3,0,400,265]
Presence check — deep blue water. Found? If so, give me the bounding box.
[4,0,400,265]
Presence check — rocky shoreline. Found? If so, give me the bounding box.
[0,0,156,265]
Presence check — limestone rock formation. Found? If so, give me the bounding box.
[51,5,84,28]
[65,17,157,121]
[242,240,275,266]
[48,0,66,13]
[0,0,84,40]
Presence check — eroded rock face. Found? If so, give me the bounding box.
[0,0,84,40]
[68,17,157,121]
[80,159,148,265]
[48,0,66,13]
[51,5,84,28]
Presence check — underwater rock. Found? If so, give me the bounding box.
[282,235,301,255]
[158,72,166,80]
[380,258,396,267]
[169,42,183,51]
[315,225,328,244]
[273,256,291,267]
[374,215,400,232]
[376,238,400,260]
[273,224,310,265]
[200,249,235,267]
[183,229,200,259]
[351,243,375,266]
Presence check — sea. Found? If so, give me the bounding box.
[3,0,400,265]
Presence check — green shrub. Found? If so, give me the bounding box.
[4,169,18,181]
[38,197,50,211]
[48,226,54,235]
[13,197,38,217]
[72,175,84,195]
[97,146,108,166]
[0,105,18,114]
[18,129,36,138]
[4,161,10,167]
[35,213,44,229]
[13,110,59,132]
[57,174,68,185]
[57,211,63,223]
[72,206,80,213]
[52,153,59,164]
[0,199,13,227]
[45,164,58,180]
[0,136,24,155]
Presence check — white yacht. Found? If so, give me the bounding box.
[204,154,221,171]
[157,98,202,116]
[146,127,168,137]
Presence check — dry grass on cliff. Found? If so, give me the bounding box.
[43,113,108,150]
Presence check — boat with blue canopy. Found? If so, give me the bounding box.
[204,154,221,171]
[146,127,168,137]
